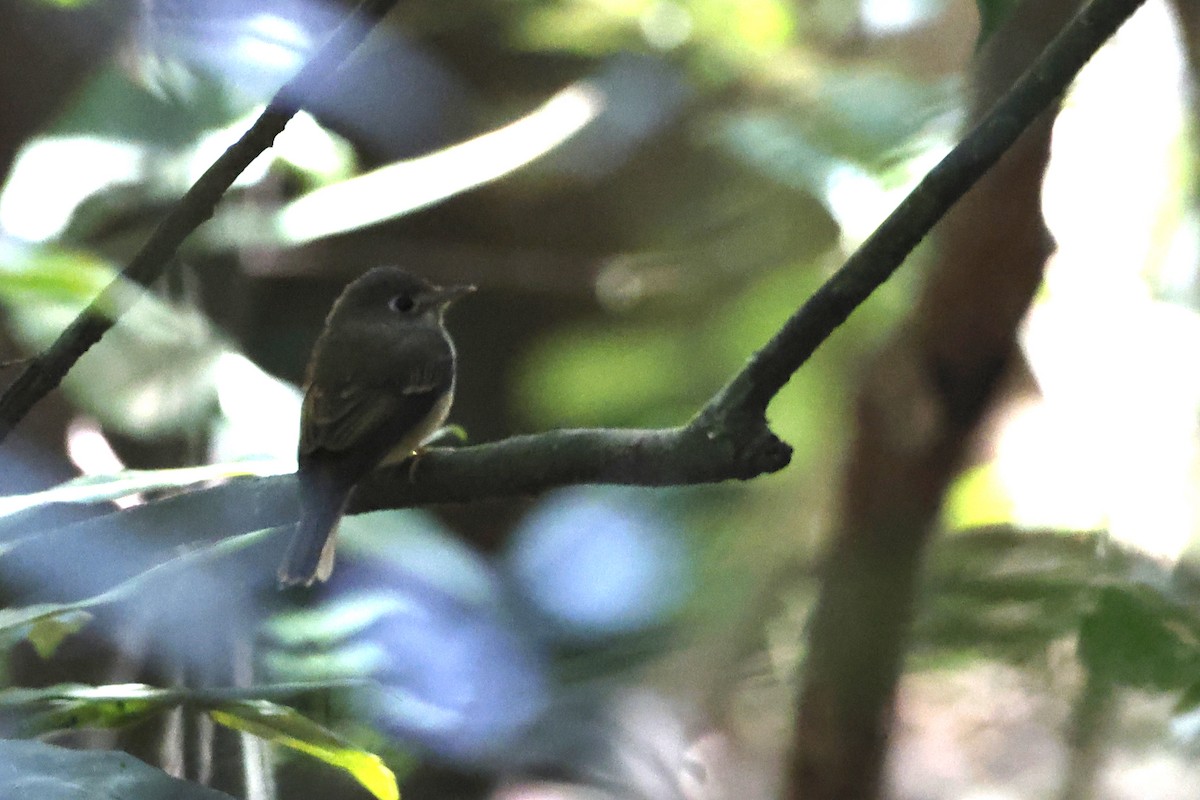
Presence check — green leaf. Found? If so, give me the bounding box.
[975,0,1022,45]
[0,250,226,439]
[942,463,1015,529]
[913,527,1154,665]
[513,0,795,73]
[0,680,368,737]
[1078,586,1200,691]
[1176,680,1200,714]
[26,610,92,659]
[54,65,241,147]
[263,592,407,650]
[0,683,173,735]
[0,604,94,659]
[210,700,399,800]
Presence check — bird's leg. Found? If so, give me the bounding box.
[406,447,428,482]
[405,424,469,480]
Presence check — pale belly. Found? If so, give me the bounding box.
[375,387,454,467]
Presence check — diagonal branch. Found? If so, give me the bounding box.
[700,0,1148,431]
[786,0,1149,798]
[0,0,402,445]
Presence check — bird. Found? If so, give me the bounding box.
[278,266,473,587]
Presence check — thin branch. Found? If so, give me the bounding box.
[0,0,402,445]
[784,0,1148,798]
[700,0,1149,428]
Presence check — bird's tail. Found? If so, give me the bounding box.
[278,468,352,588]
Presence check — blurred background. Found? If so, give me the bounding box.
[3,0,1200,798]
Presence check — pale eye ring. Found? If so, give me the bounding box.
[389,293,415,313]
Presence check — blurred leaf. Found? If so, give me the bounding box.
[264,592,411,651]
[976,0,1022,44]
[0,71,245,241]
[0,65,321,245]
[0,528,274,657]
[264,573,549,762]
[922,529,1200,682]
[943,463,1018,530]
[806,72,959,169]
[1176,680,1200,713]
[0,739,235,799]
[917,527,1140,664]
[0,683,170,735]
[211,700,399,800]
[0,680,368,734]
[0,248,112,304]
[710,73,958,184]
[0,461,293,519]
[517,324,697,427]
[0,679,395,800]
[0,605,94,661]
[708,111,836,200]
[26,611,92,660]
[516,0,670,56]
[1079,586,1200,691]
[513,0,795,74]
[0,249,226,438]
[55,66,240,148]
[338,511,499,607]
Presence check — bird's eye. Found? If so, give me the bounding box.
[389,293,415,313]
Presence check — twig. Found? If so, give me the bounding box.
[0,0,402,444]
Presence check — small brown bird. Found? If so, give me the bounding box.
[278,267,473,587]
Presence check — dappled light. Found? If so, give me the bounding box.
[276,83,607,244]
[946,1,1200,567]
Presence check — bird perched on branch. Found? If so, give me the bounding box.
[278,267,473,587]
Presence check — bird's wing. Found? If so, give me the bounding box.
[300,377,443,457]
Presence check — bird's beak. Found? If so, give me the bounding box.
[432,283,476,306]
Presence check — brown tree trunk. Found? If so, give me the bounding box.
[785,1,1083,797]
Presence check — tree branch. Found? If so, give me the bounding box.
[0,423,793,590]
[0,0,1145,597]
[699,0,1148,429]
[785,0,1147,797]
[0,0,402,444]
[353,423,792,509]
